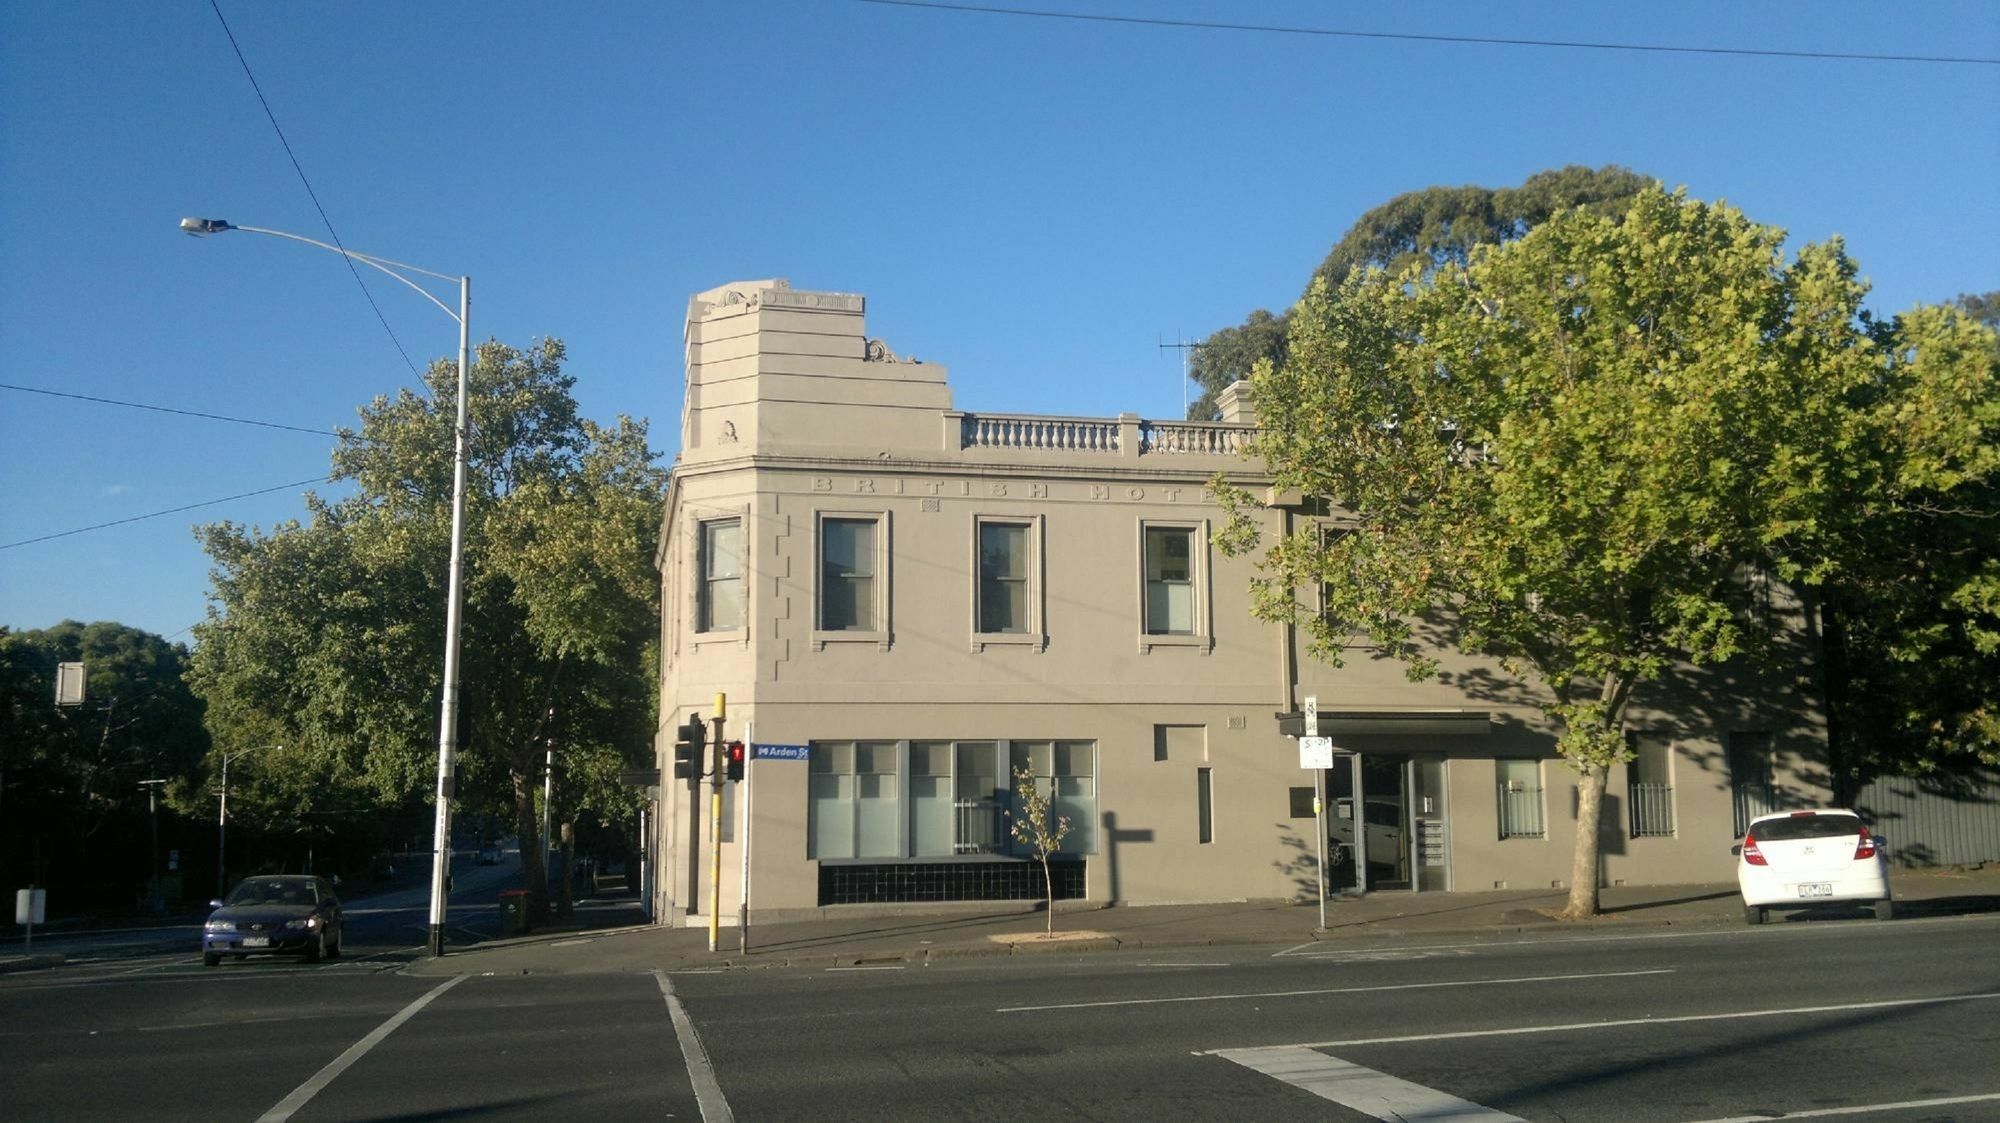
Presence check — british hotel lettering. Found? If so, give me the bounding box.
[810,477,1213,504]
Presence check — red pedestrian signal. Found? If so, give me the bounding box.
[725,741,746,782]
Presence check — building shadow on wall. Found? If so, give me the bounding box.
[1099,811,1153,905]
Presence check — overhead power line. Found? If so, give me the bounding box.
[0,476,332,551]
[1,381,357,440]
[206,0,422,375]
[855,0,2000,66]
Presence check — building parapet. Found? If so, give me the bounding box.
[946,411,1256,462]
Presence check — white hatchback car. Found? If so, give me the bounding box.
[1738,808,1893,924]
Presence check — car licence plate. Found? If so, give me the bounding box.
[1797,883,1832,898]
[242,936,270,948]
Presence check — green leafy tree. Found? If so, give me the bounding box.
[1187,309,1292,420]
[1820,298,2000,783]
[1217,188,1997,918]
[1952,290,1998,330]
[1005,764,1073,936]
[1188,165,1654,419]
[0,621,207,897]
[190,338,666,917]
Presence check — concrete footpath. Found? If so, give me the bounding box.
[400,865,2000,978]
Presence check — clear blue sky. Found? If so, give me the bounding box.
[3,1,1996,642]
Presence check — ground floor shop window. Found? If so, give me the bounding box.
[1727,731,1776,837]
[808,738,1097,860]
[1628,734,1676,837]
[809,741,900,859]
[1496,758,1545,838]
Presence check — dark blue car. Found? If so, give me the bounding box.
[203,875,343,966]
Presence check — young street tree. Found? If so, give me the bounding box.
[1187,165,1655,419]
[1219,188,1998,918]
[190,339,666,918]
[1006,764,1073,936]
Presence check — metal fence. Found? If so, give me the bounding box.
[1851,768,2000,868]
[1497,785,1545,838]
[1629,783,1676,837]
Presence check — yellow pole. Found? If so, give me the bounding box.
[708,692,725,952]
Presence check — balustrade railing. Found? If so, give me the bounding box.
[960,415,1120,452]
[1140,421,1250,456]
[955,413,1253,457]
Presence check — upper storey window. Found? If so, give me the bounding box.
[978,521,1031,635]
[1144,525,1196,635]
[820,516,879,632]
[697,519,743,632]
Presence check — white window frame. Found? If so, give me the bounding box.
[814,510,891,650]
[695,517,744,635]
[1137,518,1211,652]
[970,514,1045,651]
[688,506,748,649]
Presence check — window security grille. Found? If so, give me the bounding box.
[1497,781,1545,838]
[1630,783,1676,837]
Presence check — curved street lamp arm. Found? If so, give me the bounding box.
[224,224,463,324]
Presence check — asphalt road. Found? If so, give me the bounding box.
[3,907,1997,1121]
[2,847,548,966]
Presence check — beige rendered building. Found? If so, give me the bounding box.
[648,279,1830,925]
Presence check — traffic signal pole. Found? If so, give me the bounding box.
[738,721,752,955]
[708,692,725,953]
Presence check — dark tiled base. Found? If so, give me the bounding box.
[819,860,1086,905]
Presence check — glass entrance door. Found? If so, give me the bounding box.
[1327,753,1413,892]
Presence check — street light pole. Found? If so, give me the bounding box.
[217,744,279,898]
[182,217,471,957]
[139,779,167,912]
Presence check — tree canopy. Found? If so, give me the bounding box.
[0,621,207,899]
[1820,294,2000,783]
[190,338,667,914]
[1188,165,1655,419]
[1218,187,1999,917]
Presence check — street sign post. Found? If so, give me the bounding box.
[16,887,45,951]
[1304,696,1325,931]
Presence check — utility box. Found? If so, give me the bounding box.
[497,889,530,935]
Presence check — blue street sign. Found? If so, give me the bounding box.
[752,743,810,761]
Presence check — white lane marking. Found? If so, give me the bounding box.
[1207,989,2000,1051]
[655,968,734,1123]
[1686,1092,2000,1121]
[256,975,465,1122]
[1137,962,1230,968]
[1271,910,2000,957]
[548,938,595,948]
[827,965,906,972]
[998,968,1673,1013]
[1217,1045,1523,1122]
[1296,948,1475,963]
